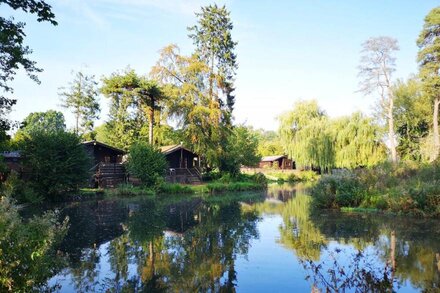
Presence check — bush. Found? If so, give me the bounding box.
[20,130,90,199]
[311,173,363,209]
[0,197,68,291]
[1,172,41,203]
[127,142,167,187]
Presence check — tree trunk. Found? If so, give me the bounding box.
[388,97,397,163]
[148,104,154,145]
[432,97,440,161]
[390,230,396,292]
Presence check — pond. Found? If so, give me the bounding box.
[34,184,440,292]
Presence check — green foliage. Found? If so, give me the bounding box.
[101,70,167,149]
[393,77,431,161]
[14,110,66,140]
[105,184,155,197]
[311,162,440,217]
[417,7,440,99]
[59,71,100,136]
[279,100,333,171]
[157,183,194,195]
[0,1,56,133]
[220,125,260,175]
[253,129,284,157]
[20,130,90,199]
[152,4,237,170]
[188,3,237,115]
[127,142,167,187]
[331,112,386,168]
[279,101,385,171]
[0,196,68,292]
[1,172,41,203]
[417,6,440,161]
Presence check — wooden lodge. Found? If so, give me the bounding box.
[82,141,126,188]
[259,155,295,170]
[160,144,202,184]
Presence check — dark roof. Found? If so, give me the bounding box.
[261,155,287,162]
[160,144,197,155]
[82,140,125,154]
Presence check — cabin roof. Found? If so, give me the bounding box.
[261,155,287,162]
[82,140,125,154]
[160,144,196,155]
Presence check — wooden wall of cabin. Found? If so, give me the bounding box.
[165,149,197,169]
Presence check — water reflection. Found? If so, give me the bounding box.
[41,185,440,292]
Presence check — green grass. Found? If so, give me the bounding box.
[105,184,155,197]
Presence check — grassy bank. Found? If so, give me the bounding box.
[94,173,268,197]
[241,168,319,183]
[311,162,440,217]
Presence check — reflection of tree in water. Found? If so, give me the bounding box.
[302,248,393,292]
[99,197,260,292]
[264,189,440,292]
[58,200,128,292]
[278,193,326,261]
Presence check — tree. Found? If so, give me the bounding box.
[16,110,66,136]
[417,7,440,161]
[138,79,166,145]
[0,1,57,132]
[220,125,260,175]
[151,45,224,167]
[393,77,430,161]
[358,36,399,163]
[20,130,90,198]
[101,70,146,150]
[188,4,238,119]
[126,142,167,187]
[59,71,100,137]
[101,70,167,149]
[331,112,386,168]
[278,100,333,171]
[279,101,385,171]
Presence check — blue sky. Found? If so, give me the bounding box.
[3,0,439,131]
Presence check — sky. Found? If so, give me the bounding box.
[2,0,439,131]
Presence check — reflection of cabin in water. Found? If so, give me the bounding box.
[259,155,295,170]
[161,144,202,184]
[82,141,126,188]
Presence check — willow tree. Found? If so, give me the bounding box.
[417,7,440,161]
[278,100,333,171]
[358,36,399,163]
[331,112,386,168]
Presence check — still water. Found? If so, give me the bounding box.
[43,184,439,292]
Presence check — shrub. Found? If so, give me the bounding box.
[127,142,167,187]
[311,173,363,209]
[1,172,41,203]
[0,197,68,291]
[20,130,90,199]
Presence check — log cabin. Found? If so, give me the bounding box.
[160,144,202,184]
[259,155,295,170]
[82,140,126,188]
